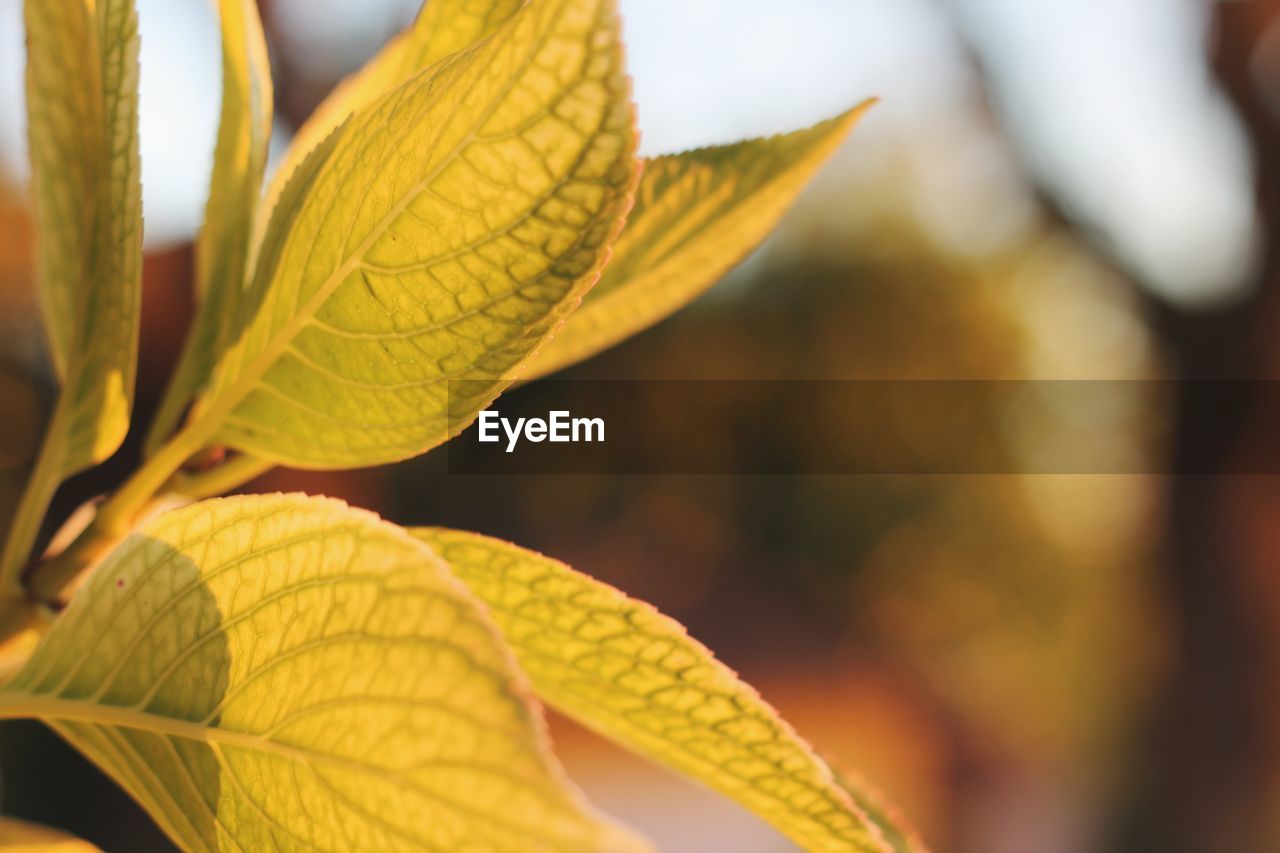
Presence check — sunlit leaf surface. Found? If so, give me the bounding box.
[1,495,644,852]
[525,104,870,378]
[24,0,142,472]
[146,0,274,455]
[256,0,525,249]
[194,0,637,467]
[416,527,890,853]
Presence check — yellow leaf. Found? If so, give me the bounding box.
[1,495,646,852]
[186,0,637,468]
[23,0,141,472]
[255,0,525,259]
[145,0,274,455]
[0,816,100,852]
[415,527,892,853]
[3,0,143,585]
[524,103,872,379]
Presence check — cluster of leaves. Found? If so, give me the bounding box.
[0,0,920,850]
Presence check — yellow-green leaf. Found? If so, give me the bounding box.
[255,0,525,258]
[2,0,143,586]
[184,0,637,468]
[524,103,872,379]
[145,0,274,455]
[0,816,100,851]
[23,0,142,472]
[415,527,891,853]
[0,495,645,852]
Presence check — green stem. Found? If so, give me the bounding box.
[26,421,210,605]
[96,421,207,537]
[0,395,71,595]
[169,454,274,500]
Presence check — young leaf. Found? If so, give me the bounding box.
[0,816,100,851]
[0,495,646,852]
[414,527,892,853]
[145,0,274,455]
[256,0,525,256]
[523,103,872,379]
[23,0,141,473]
[175,0,528,485]
[186,0,637,468]
[3,0,143,584]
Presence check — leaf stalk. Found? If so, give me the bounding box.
[0,394,71,595]
[23,422,209,605]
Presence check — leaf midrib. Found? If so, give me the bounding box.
[22,692,604,849]
[0,691,370,767]
[2,691,534,812]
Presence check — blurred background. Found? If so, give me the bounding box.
[2,0,1280,850]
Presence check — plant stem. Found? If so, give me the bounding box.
[25,421,209,605]
[96,423,207,537]
[169,454,274,500]
[0,396,70,595]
